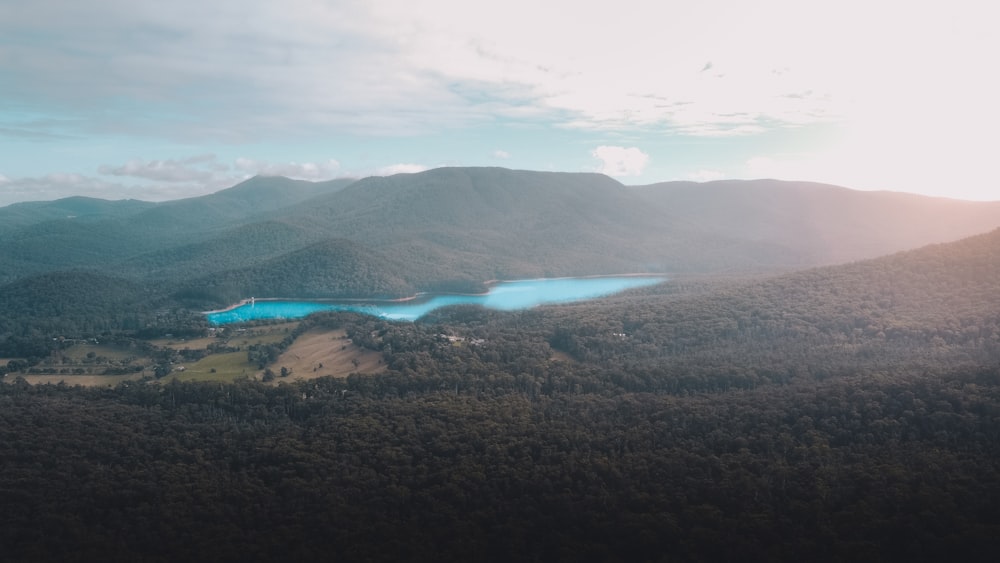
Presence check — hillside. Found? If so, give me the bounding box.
[529,227,1000,387]
[4,227,1000,561]
[1,167,999,311]
[118,220,324,280]
[262,168,1000,279]
[0,196,156,232]
[267,167,666,278]
[0,271,159,339]
[630,179,1000,267]
[0,176,354,285]
[173,238,414,306]
[127,175,355,234]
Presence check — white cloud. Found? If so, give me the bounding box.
[0,173,214,207]
[3,0,999,201]
[375,163,429,176]
[6,1,995,142]
[0,0,913,142]
[234,158,342,180]
[591,146,649,177]
[493,150,510,159]
[98,155,223,182]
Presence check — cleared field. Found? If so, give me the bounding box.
[150,336,219,350]
[168,351,257,382]
[16,373,145,387]
[5,323,381,387]
[269,329,385,383]
[151,322,299,350]
[62,343,139,362]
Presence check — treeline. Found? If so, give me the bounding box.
[0,270,209,362]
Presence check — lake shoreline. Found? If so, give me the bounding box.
[202,273,669,315]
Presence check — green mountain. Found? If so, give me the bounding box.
[119,220,323,281]
[268,167,663,278]
[0,196,156,232]
[4,175,1000,562]
[0,176,355,285]
[536,226,1000,382]
[629,178,1000,268]
[127,175,355,234]
[173,238,414,306]
[0,270,155,336]
[262,168,1000,277]
[1,167,999,308]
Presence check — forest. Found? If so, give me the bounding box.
[2,227,1000,561]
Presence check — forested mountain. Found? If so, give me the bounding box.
[632,179,1000,266]
[1,167,999,310]
[256,167,1000,279]
[174,238,414,306]
[123,175,355,234]
[263,167,666,278]
[0,196,156,233]
[3,224,1000,561]
[0,271,159,339]
[0,176,354,285]
[524,227,1000,390]
[118,220,323,281]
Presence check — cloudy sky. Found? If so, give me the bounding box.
[1,0,997,206]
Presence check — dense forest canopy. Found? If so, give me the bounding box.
[2,170,1000,561]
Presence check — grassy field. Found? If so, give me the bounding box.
[149,336,220,350]
[268,328,385,383]
[168,351,258,382]
[4,322,382,387]
[15,373,146,387]
[151,323,299,350]
[60,343,139,362]
[9,342,149,381]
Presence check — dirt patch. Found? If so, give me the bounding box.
[267,329,385,383]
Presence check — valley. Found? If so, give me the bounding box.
[2,167,1000,561]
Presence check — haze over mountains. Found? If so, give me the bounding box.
[2,167,999,310]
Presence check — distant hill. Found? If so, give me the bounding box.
[262,168,1000,277]
[629,179,1000,267]
[173,238,414,307]
[127,176,355,234]
[539,227,1000,377]
[0,196,156,232]
[1,167,999,307]
[119,220,323,281]
[0,176,355,285]
[270,167,661,275]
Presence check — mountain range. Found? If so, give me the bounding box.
[1,167,999,312]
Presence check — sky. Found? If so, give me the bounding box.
[1,0,998,206]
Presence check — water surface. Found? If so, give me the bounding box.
[206,275,666,324]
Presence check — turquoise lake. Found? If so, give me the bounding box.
[206,275,666,325]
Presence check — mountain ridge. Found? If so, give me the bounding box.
[2,167,999,300]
